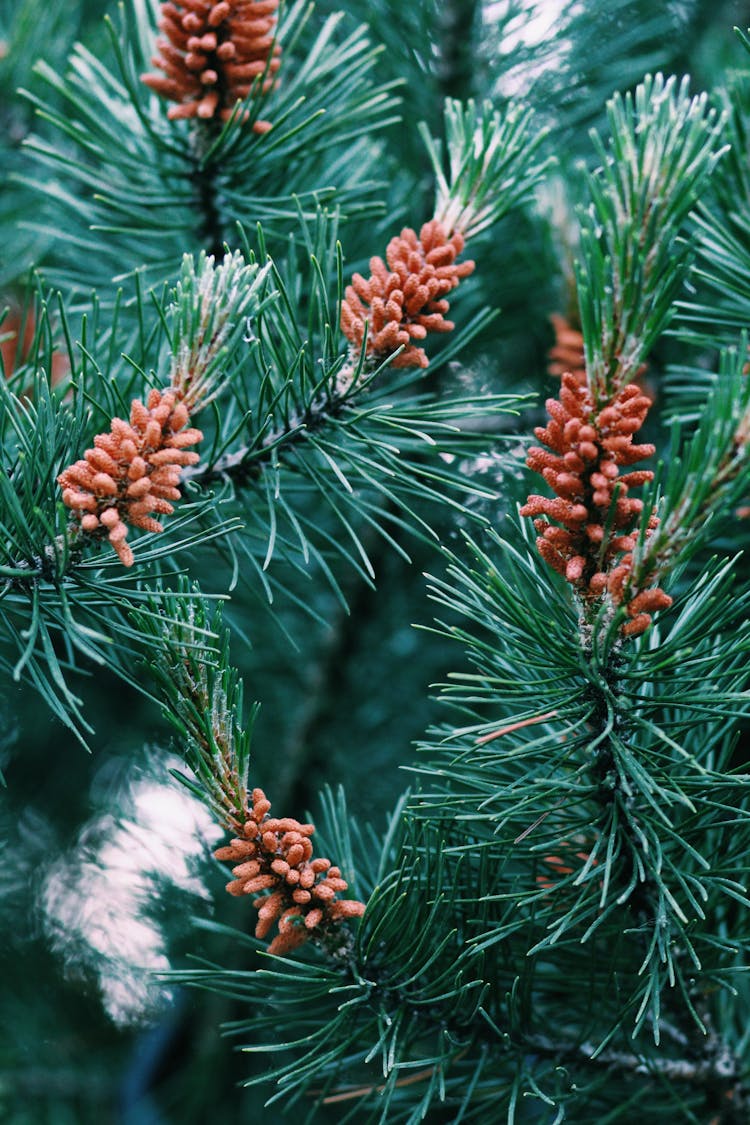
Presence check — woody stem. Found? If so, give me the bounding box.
[190,123,225,261]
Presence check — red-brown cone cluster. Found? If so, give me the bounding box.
[520,372,671,637]
[142,0,280,130]
[547,313,587,384]
[57,389,203,567]
[340,219,475,369]
[215,787,366,956]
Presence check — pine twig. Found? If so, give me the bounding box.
[525,1031,743,1088]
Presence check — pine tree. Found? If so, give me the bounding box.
[3,2,750,1122]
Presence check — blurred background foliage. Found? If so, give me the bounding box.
[3,0,750,1121]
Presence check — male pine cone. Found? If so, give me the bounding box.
[341,219,474,368]
[521,373,671,636]
[215,788,365,956]
[58,389,202,567]
[142,0,280,129]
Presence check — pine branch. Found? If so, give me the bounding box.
[131,581,253,832]
[7,5,750,1120]
[169,792,749,1121]
[189,125,228,261]
[134,586,367,957]
[576,74,726,403]
[0,253,263,734]
[139,73,750,1108]
[0,228,520,728]
[18,1,399,293]
[525,1030,744,1090]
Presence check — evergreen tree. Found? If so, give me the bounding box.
[3,2,750,1122]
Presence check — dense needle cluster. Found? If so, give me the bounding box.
[521,372,671,636]
[215,787,365,956]
[142,0,280,129]
[340,219,475,368]
[57,389,203,567]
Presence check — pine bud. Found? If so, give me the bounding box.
[521,373,671,636]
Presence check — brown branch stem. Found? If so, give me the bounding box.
[525,1031,742,1088]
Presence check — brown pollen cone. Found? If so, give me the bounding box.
[547,313,587,385]
[142,0,280,130]
[520,372,671,636]
[340,219,475,369]
[215,787,366,956]
[57,389,203,567]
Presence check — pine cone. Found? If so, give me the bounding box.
[58,389,202,566]
[341,219,474,368]
[215,787,365,955]
[521,372,670,635]
[142,1,281,130]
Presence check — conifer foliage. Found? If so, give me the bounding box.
[4,1,750,1123]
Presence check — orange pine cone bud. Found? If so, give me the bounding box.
[57,388,202,566]
[521,372,669,637]
[341,219,474,369]
[213,786,366,956]
[142,0,280,129]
